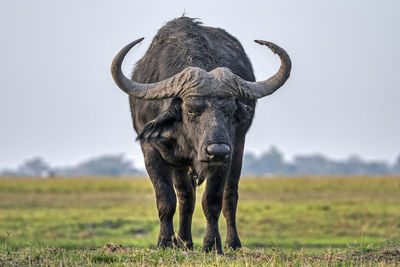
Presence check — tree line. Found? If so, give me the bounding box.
[0,155,143,177]
[1,147,400,177]
[242,146,400,176]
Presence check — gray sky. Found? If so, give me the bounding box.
[1,0,399,169]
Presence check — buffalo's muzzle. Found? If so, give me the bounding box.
[205,143,231,161]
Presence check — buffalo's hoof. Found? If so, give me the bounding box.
[202,245,224,255]
[177,238,193,250]
[225,238,242,250]
[157,235,177,248]
[203,237,223,254]
[178,241,193,250]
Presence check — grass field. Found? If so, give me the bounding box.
[0,176,399,266]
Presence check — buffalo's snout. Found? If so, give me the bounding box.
[206,143,231,161]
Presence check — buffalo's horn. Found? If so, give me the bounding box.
[111,38,179,99]
[237,40,291,99]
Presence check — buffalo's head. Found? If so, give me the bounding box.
[111,38,291,171]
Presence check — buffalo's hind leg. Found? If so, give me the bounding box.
[222,140,244,250]
[142,144,177,248]
[172,168,196,250]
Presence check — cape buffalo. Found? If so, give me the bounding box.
[111,17,291,253]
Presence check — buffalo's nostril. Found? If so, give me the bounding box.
[206,144,231,158]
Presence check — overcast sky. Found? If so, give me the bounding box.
[0,0,399,169]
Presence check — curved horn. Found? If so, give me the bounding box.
[111,38,179,99]
[237,40,291,99]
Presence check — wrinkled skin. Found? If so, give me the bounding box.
[112,17,290,253]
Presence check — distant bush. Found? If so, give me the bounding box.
[242,146,397,176]
[54,155,143,177]
[1,155,143,177]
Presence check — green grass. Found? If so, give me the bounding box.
[0,176,399,265]
[1,243,400,266]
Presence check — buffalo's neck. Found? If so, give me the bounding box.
[147,136,193,168]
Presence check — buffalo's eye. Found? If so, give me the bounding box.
[187,110,201,119]
[186,105,204,117]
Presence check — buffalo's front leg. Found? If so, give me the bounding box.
[172,168,196,249]
[202,167,228,254]
[143,145,177,248]
[222,139,245,249]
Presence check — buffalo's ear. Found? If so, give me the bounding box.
[234,100,253,124]
[136,98,182,142]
